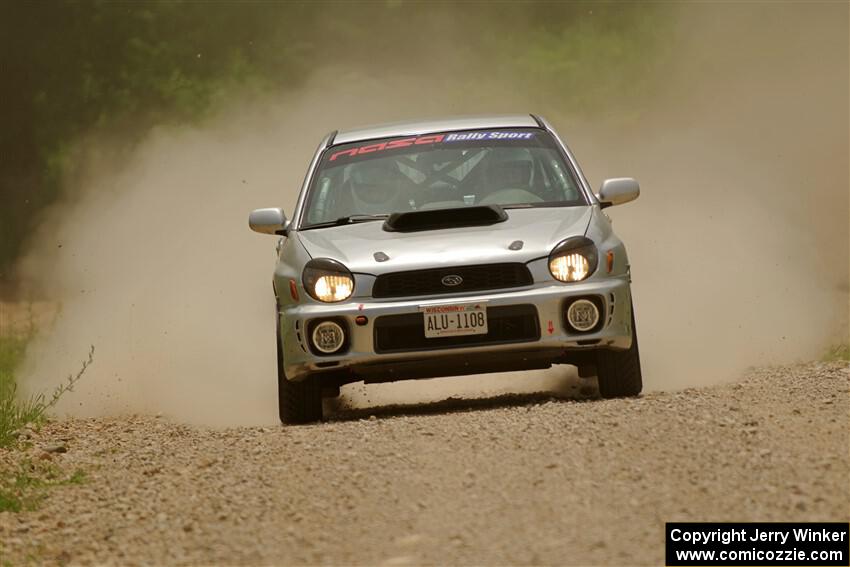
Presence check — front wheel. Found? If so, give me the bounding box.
[595,303,643,398]
[277,321,323,424]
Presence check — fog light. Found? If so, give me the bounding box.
[311,320,345,354]
[566,299,600,332]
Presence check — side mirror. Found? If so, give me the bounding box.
[249,208,289,235]
[596,178,640,209]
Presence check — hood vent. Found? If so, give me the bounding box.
[383,205,508,233]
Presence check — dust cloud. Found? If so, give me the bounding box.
[16,3,848,424]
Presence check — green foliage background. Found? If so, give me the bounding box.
[0,1,671,282]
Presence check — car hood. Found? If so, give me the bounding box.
[296,206,593,275]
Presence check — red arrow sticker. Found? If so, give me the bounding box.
[547,320,554,335]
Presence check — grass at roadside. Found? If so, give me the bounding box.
[0,335,40,448]
[0,338,94,448]
[1,321,94,514]
[822,343,850,362]
[0,458,88,513]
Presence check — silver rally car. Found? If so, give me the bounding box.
[250,114,642,424]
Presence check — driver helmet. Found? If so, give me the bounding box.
[349,160,405,214]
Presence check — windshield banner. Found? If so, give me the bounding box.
[328,130,537,162]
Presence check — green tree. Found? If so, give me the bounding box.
[0,1,670,283]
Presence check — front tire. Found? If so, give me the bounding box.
[277,320,323,424]
[596,303,643,398]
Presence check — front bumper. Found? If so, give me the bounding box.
[280,276,633,381]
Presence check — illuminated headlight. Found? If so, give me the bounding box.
[566,298,600,332]
[303,258,354,302]
[548,236,598,282]
[311,320,346,354]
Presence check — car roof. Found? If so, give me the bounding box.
[333,114,541,145]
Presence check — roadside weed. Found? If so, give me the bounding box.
[822,343,850,362]
[0,342,94,448]
[0,334,38,447]
[0,459,88,513]
[0,303,94,515]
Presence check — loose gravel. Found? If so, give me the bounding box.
[1,361,848,566]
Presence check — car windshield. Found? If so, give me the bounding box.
[300,128,586,229]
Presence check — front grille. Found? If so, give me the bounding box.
[372,263,533,299]
[374,304,540,353]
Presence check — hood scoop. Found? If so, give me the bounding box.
[383,205,508,233]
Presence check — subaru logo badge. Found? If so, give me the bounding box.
[441,275,463,287]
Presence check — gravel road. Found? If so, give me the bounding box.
[2,361,848,566]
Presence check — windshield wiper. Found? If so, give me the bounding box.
[502,203,579,209]
[301,214,389,230]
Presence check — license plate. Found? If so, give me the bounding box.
[421,302,488,338]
